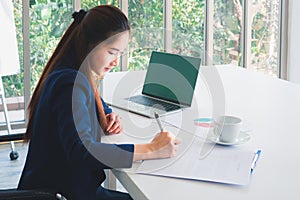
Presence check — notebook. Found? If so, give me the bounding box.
[111,51,201,118]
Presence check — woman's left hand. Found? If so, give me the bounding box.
[105,112,123,134]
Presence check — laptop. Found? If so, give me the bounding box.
[111,51,201,118]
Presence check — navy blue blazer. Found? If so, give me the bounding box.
[18,68,134,200]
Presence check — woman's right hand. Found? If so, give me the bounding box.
[148,131,181,159]
[133,131,181,161]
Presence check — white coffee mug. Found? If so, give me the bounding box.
[213,115,242,143]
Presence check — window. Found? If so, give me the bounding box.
[213,0,242,66]
[5,0,286,129]
[29,0,73,92]
[172,0,205,58]
[0,0,25,130]
[127,0,164,71]
[81,0,119,10]
[250,0,280,76]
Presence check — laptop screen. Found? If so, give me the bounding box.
[142,51,201,106]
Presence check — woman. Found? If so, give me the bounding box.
[18,5,180,200]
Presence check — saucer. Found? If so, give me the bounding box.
[207,132,251,146]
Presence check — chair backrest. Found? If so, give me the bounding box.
[0,189,60,200]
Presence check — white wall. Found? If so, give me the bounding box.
[288,0,300,84]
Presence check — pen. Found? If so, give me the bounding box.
[154,112,164,132]
[251,150,261,173]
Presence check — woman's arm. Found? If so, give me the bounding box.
[53,71,134,169]
[101,97,112,114]
[133,131,181,161]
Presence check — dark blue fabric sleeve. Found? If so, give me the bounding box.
[101,98,112,114]
[51,71,133,170]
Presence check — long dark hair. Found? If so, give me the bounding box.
[25,5,130,141]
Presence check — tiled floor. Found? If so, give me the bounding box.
[0,141,28,189]
[0,108,27,189]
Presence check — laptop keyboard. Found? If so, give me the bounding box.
[127,95,182,112]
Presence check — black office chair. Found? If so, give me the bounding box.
[0,189,63,200]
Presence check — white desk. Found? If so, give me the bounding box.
[102,65,300,200]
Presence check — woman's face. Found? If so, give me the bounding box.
[88,31,129,78]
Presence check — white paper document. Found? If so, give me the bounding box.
[136,134,256,185]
